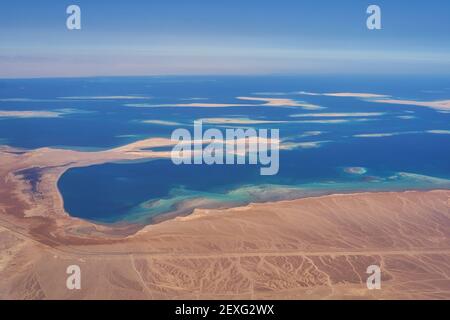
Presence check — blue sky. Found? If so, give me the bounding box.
[1,0,449,77]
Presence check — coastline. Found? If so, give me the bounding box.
[135,186,450,227]
[59,168,450,225]
[1,186,449,299]
[1,140,450,234]
[0,142,449,299]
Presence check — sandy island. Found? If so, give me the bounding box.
[0,141,449,299]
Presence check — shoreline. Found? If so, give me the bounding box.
[57,166,450,226]
[1,143,449,298]
[2,140,450,233]
[1,187,448,299]
[129,186,450,227]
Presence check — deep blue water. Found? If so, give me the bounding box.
[1,75,450,223]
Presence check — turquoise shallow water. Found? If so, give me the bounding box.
[1,75,450,223]
[58,160,450,223]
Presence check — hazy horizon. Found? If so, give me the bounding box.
[1,0,450,78]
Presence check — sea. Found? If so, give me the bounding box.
[0,75,449,223]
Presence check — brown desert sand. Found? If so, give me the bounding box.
[0,142,449,299]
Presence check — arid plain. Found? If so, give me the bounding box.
[0,142,449,300]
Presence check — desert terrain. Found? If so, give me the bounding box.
[0,143,449,299]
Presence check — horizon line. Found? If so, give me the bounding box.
[2,72,450,81]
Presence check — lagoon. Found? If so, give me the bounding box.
[1,75,450,223]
